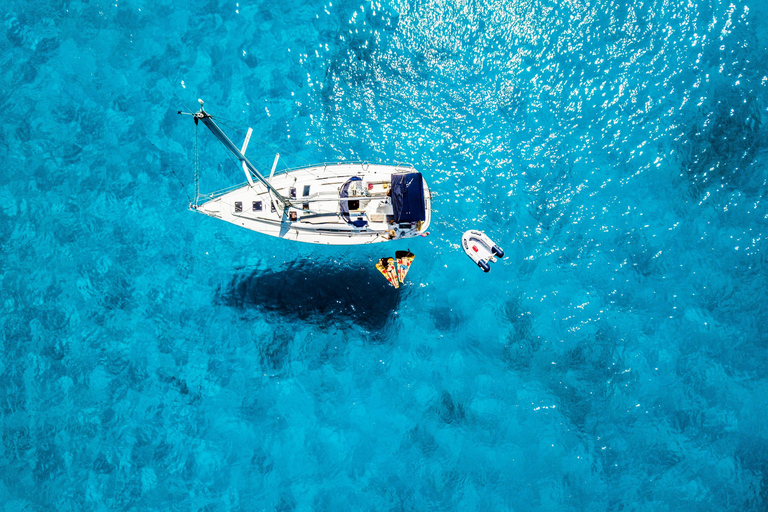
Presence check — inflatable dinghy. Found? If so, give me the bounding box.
[462,230,504,272]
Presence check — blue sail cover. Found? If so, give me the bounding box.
[391,172,426,223]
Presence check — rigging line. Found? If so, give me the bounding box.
[240,133,283,154]
[210,113,251,127]
[170,167,193,204]
[208,128,286,180]
[246,140,321,181]
[176,98,192,112]
[210,117,287,173]
[194,120,200,205]
[173,95,197,116]
[206,117,324,186]
[209,139,327,214]
[200,116,272,177]
[211,136,283,207]
[214,117,250,129]
[213,115,316,170]
[217,138,254,177]
[212,117,292,169]
[214,117,249,137]
[215,114,323,169]
[246,135,315,168]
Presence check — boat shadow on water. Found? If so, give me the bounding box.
[216,259,402,330]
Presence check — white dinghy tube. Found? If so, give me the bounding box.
[462,230,504,272]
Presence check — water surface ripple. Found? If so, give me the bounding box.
[1,0,768,510]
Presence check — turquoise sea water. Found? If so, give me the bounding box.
[2,0,768,509]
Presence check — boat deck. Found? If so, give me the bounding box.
[193,163,431,245]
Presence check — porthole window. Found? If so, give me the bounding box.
[234,201,242,212]
[253,201,262,211]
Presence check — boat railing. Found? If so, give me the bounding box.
[277,160,416,173]
[194,182,246,202]
[192,161,417,204]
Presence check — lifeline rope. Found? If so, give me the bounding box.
[194,121,200,205]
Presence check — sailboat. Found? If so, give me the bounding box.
[179,100,432,245]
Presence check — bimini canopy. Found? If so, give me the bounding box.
[339,176,368,228]
[391,172,426,223]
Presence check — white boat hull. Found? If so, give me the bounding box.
[193,163,432,245]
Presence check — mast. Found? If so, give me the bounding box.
[192,100,292,209]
